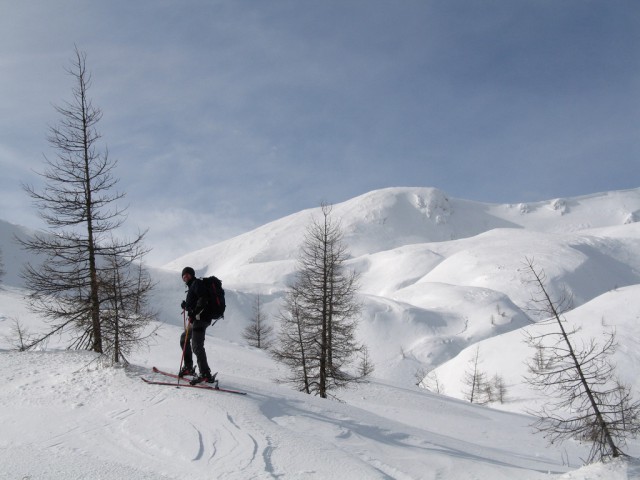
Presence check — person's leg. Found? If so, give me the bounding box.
[191,324,211,376]
[179,329,194,375]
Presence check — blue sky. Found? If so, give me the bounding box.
[1,1,639,266]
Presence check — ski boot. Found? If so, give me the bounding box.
[178,365,196,378]
[190,371,217,386]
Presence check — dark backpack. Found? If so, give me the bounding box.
[202,275,226,320]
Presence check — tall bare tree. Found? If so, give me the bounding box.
[523,258,640,462]
[19,48,151,355]
[272,204,366,398]
[242,294,273,349]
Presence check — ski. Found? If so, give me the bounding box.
[141,376,247,395]
[152,366,209,383]
[143,367,247,395]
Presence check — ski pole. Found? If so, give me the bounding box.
[177,309,189,385]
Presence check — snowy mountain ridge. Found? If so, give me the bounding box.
[164,186,640,280]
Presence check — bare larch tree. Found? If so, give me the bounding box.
[463,345,488,404]
[19,48,152,356]
[242,294,273,349]
[272,204,366,398]
[523,257,640,462]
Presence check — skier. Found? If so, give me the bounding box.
[179,266,215,384]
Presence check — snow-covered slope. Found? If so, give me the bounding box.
[2,186,640,478]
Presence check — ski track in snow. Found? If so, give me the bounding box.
[0,351,274,479]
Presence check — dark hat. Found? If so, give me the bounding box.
[181,266,195,278]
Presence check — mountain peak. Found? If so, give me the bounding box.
[164,186,640,277]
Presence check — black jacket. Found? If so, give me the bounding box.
[184,277,214,323]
